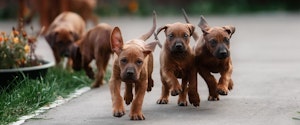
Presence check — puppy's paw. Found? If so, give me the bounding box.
[124,93,133,105]
[130,112,145,120]
[91,82,100,88]
[170,87,182,96]
[217,86,229,95]
[228,80,234,90]
[86,71,95,80]
[157,98,169,104]
[147,78,154,92]
[188,93,200,107]
[208,95,219,101]
[113,108,126,118]
[177,100,188,106]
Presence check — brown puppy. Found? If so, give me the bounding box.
[156,22,200,107]
[19,0,98,34]
[183,12,235,101]
[109,11,158,120]
[73,23,114,88]
[45,11,85,70]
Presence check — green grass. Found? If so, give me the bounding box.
[0,67,110,125]
[293,112,300,120]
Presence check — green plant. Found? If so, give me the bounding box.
[0,20,41,69]
[0,67,100,125]
[292,111,300,120]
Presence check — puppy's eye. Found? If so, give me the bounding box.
[184,34,189,38]
[136,59,143,66]
[168,34,174,39]
[224,38,230,45]
[210,40,217,47]
[120,58,127,64]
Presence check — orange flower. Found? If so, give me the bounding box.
[13,37,19,44]
[13,31,19,36]
[4,37,8,42]
[12,27,19,37]
[0,36,3,42]
[22,31,27,38]
[128,0,138,13]
[24,44,30,53]
[28,37,36,43]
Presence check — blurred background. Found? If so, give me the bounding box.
[1,0,300,20]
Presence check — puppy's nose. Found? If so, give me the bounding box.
[126,68,135,77]
[175,42,183,49]
[217,49,229,59]
[219,49,228,56]
[61,51,70,57]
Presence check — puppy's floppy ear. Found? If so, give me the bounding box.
[143,41,159,55]
[70,31,80,41]
[70,43,82,71]
[223,26,235,38]
[186,24,195,36]
[198,16,210,34]
[45,32,57,47]
[110,27,123,55]
[156,25,168,35]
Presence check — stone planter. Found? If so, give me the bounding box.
[0,60,55,87]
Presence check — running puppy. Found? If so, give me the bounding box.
[72,23,114,88]
[183,9,235,101]
[156,22,200,107]
[109,11,159,120]
[45,11,85,71]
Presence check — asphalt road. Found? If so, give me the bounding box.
[5,13,300,125]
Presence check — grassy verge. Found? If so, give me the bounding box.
[0,67,110,125]
[293,112,300,120]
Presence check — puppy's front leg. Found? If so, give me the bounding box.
[93,54,110,88]
[187,69,200,107]
[66,57,73,72]
[82,56,94,80]
[157,69,181,104]
[130,81,147,120]
[199,69,219,101]
[178,77,188,106]
[157,77,170,104]
[162,70,182,96]
[217,66,233,95]
[109,78,125,117]
[124,83,133,105]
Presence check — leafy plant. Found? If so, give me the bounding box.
[0,20,42,69]
[0,67,95,125]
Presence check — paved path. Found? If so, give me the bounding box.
[4,13,300,125]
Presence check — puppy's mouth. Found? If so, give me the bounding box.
[121,68,138,83]
[121,77,137,83]
[60,50,70,57]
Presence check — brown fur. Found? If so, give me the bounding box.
[156,22,200,107]
[45,11,85,71]
[109,11,158,120]
[71,23,114,88]
[18,0,98,34]
[184,13,235,101]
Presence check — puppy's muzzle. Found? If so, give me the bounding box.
[122,67,137,82]
[60,50,70,57]
[216,48,230,59]
[172,41,186,53]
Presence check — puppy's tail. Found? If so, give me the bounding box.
[139,10,157,41]
[181,8,200,41]
[154,32,162,48]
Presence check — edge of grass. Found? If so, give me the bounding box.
[0,67,110,125]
